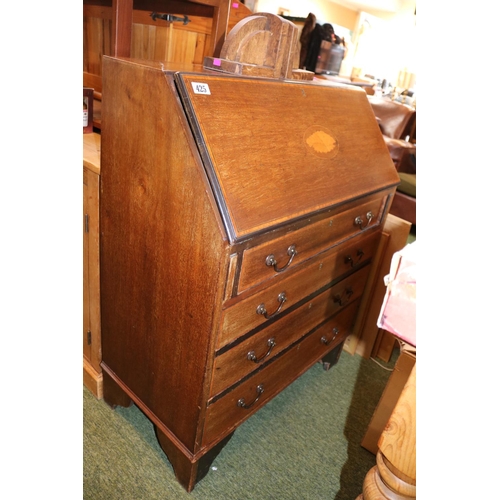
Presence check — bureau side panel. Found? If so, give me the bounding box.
[100,57,227,452]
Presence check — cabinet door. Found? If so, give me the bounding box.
[83,167,101,372]
[83,168,91,362]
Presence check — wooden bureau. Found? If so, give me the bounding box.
[99,56,400,492]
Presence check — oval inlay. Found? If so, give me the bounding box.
[304,126,339,159]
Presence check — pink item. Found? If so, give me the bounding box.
[377,242,416,346]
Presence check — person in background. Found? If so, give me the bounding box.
[304,22,345,73]
[305,23,333,72]
[299,13,316,69]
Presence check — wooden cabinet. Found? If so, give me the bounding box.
[83,133,102,399]
[99,56,400,492]
[83,0,252,128]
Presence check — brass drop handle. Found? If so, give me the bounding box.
[344,249,365,268]
[333,287,353,306]
[321,327,340,346]
[256,292,287,319]
[354,211,373,230]
[237,384,264,409]
[247,338,276,363]
[265,245,297,273]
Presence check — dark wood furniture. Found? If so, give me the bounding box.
[389,172,416,226]
[99,55,399,492]
[367,97,416,226]
[368,96,416,173]
[203,12,313,80]
[389,190,416,225]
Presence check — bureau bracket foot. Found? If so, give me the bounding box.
[320,341,345,371]
[102,370,133,408]
[155,426,235,492]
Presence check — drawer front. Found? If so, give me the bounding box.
[218,232,378,349]
[238,194,387,293]
[211,266,370,398]
[203,301,359,448]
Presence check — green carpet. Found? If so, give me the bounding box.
[84,348,397,500]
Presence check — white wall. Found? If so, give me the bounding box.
[350,9,416,86]
[253,0,416,88]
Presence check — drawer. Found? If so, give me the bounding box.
[203,301,359,448]
[237,194,388,293]
[218,233,377,349]
[211,268,368,397]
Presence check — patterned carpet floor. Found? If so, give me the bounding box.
[84,347,396,500]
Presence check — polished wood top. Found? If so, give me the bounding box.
[83,133,101,174]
